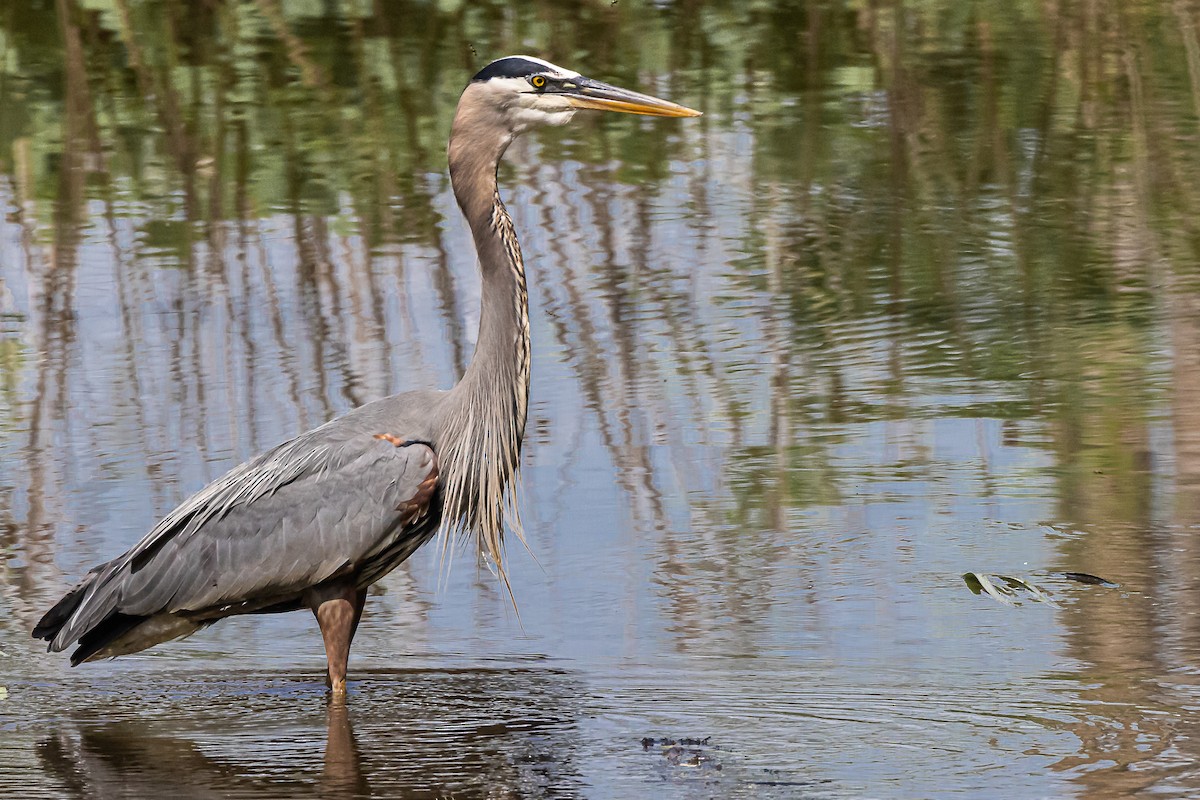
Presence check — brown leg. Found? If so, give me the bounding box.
[306,582,368,695]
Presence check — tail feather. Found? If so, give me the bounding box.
[32,560,134,663]
[32,580,92,644]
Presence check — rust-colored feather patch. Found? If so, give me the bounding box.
[375,435,439,528]
[373,433,407,447]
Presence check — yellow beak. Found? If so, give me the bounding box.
[559,76,701,118]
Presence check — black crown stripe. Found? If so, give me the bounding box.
[472,57,547,82]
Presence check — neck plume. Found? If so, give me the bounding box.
[437,92,531,586]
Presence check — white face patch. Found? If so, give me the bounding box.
[484,76,539,96]
[474,66,581,133]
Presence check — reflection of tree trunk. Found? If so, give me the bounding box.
[764,183,790,533]
[526,164,679,642]
[1168,271,1200,656]
[1179,0,1200,124]
[380,0,430,166]
[283,97,336,423]
[430,237,467,381]
[254,0,328,90]
[342,15,394,392]
[113,0,197,218]
[14,0,94,618]
[251,219,307,429]
[293,211,337,422]
[57,0,102,157]
[525,151,776,649]
[538,183,668,535]
[18,265,70,619]
[1153,213,1200,793]
[882,0,909,410]
[1052,238,1166,794]
[1051,11,1190,794]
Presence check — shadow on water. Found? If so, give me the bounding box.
[32,668,584,800]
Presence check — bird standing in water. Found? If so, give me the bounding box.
[33,56,700,694]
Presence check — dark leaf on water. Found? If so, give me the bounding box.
[1059,572,1118,587]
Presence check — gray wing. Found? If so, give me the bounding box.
[44,415,438,653]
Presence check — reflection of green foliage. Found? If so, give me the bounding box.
[710,1,1192,521]
[137,219,193,263]
[0,0,717,239]
[0,335,26,434]
[1046,323,1158,524]
[2,0,1197,528]
[727,443,842,526]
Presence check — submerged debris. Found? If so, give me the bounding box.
[641,736,712,748]
[640,736,835,793]
[1058,571,1118,587]
[641,736,723,775]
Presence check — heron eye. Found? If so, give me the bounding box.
[530,75,547,89]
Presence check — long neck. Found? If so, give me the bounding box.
[436,99,530,577]
[448,123,530,409]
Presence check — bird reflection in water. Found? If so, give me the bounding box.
[37,702,367,799]
[35,669,583,799]
[322,700,370,799]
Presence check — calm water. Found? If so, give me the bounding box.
[3,1,1200,797]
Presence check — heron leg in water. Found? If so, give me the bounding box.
[306,582,367,694]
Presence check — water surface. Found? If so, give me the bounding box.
[3,1,1200,797]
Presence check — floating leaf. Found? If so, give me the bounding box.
[963,572,1019,606]
[997,575,1061,608]
[962,573,1061,607]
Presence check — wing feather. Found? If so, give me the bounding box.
[44,420,438,654]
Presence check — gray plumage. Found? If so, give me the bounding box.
[37,395,443,663]
[33,55,699,687]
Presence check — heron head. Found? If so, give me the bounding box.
[465,55,701,135]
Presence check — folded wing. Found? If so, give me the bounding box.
[33,422,439,664]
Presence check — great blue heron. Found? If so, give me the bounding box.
[33,56,699,694]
